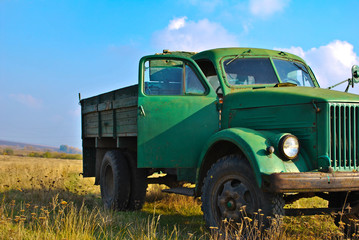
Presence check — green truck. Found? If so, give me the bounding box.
[80,47,359,229]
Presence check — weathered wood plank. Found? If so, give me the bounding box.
[118,132,137,136]
[84,117,100,124]
[116,108,138,119]
[85,128,99,137]
[113,97,138,109]
[84,122,98,128]
[100,111,113,120]
[83,104,98,114]
[81,84,138,138]
[118,124,137,133]
[116,118,137,125]
[100,111,114,137]
[98,102,112,111]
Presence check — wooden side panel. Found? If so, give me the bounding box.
[100,110,114,137]
[84,112,99,137]
[116,107,137,136]
[113,97,137,109]
[81,84,138,138]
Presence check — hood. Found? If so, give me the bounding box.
[225,86,359,109]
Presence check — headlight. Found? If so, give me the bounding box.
[279,135,299,160]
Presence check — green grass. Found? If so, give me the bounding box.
[27,151,82,160]
[0,155,352,239]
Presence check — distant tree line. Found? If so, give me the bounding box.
[28,151,82,160]
[1,146,82,160]
[59,145,81,154]
[2,148,14,155]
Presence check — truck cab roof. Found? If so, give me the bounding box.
[193,47,304,61]
[156,47,306,63]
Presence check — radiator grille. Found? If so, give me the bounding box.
[329,103,359,170]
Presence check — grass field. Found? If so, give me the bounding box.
[0,155,351,239]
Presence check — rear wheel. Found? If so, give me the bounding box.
[124,151,147,210]
[100,150,131,210]
[201,154,284,230]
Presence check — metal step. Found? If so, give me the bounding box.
[285,207,348,216]
[162,187,195,196]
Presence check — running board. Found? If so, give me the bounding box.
[162,187,195,196]
[285,207,348,216]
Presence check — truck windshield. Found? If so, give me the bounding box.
[223,58,279,85]
[272,59,315,87]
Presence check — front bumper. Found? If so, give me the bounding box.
[263,171,359,193]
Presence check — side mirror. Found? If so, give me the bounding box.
[328,65,359,92]
[352,65,359,84]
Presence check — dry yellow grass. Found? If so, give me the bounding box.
[0,155,99,207]
[0,155,353,239]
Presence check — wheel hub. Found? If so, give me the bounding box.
[227,199,235,210]
[217,179,254,221]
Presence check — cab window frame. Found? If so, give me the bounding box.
[220,56,280,88]
[142,57,211,97]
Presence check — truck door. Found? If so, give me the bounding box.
[137,56,219,168]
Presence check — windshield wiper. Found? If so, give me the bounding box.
[226,55,239,65]
[226,49,252,66]
[293,62,308,74]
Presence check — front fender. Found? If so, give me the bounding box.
[196,127,309,189]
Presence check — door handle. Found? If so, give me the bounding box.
[138,105,146,117]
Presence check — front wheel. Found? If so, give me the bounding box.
[329,192,359,236]
[201,154,284,230]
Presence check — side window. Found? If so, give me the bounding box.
[196,59,220,91]
[185,65,206,94]
[144,59,206,95]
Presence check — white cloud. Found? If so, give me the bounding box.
[9,94,43,109]
[249,0,290,18]
[276,40,359,91]
[168,17,187,30]
[152,17,238,52]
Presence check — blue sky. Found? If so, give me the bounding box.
[1,0,359,148]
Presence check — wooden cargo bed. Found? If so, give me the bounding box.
[81,85,138,138]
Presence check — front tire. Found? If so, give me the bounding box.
[100,150,131,210]
[201,154,284,230]
[329,192,359,236]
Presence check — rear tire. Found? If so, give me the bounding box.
[201,154,284,230]
[124,151,147,210]
[100,150,131,210]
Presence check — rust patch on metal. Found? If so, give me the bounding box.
[263,172,359,193]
